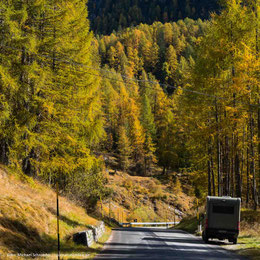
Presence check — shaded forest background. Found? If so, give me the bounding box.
[88,0,219,34]
[0,0,259,210]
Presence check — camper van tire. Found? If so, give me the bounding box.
[202,231,208,243]
[233,238,237,244]
[229,238,237,244]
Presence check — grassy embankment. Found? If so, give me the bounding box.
[0,165,111,259]
[175,209,260,260]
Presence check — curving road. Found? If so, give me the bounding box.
[95,227,246,260]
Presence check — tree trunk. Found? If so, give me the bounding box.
[162,166,166,175]
[231,135,235,197]
[240,128,246,202]
[256,2,260,206]
[250,112,258,209]
[211,154,216,196]
[246,147,250,207]
[0,139,8,165]
[224,136,230,196]
[215,99,222,196]
[235,152,241,198]
[258,95,260,202]
[208,139,212,196]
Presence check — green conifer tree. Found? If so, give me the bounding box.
[142,94,156,139]
[117,125,132,171]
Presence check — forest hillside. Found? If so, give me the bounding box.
[88,0,219,34]
[96,0,260,209]
[0,0,259,239]
[0,0,259,258]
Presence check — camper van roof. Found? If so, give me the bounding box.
[207,196,241,202]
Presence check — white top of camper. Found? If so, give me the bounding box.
[207,196,241,203]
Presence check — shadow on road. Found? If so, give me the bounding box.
[95,227,244,259]
[112,227,187,233]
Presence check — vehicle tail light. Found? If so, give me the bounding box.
[205,219,208,229]
[237,221,240,231]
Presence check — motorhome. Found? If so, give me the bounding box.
[202,196,241,244]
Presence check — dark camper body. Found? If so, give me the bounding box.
[202,196,241,244]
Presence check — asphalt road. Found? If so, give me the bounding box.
[95,227,246,260]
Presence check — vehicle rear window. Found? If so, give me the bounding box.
[212,205,234,214]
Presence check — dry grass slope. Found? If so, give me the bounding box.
[96,169,195,223]
[0,165,109,259]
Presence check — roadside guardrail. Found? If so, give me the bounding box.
[120,221,180,227]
